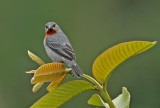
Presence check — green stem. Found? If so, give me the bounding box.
[100,85,116,108]
[82,74,115,108]
[82,74,102,89]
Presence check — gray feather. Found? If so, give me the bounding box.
[45,34,76,61]
[71,64,83,77]
[44,22,83,77]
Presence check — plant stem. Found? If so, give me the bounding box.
[82,74,102,89]
[82,74,115,108]
[100,89,116,108]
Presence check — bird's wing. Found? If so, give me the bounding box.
[46,39,76,61]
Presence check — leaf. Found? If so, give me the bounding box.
[26,70,36,74]
[31,63,66,84]
[112,87,130,108]
[88,94,109,108]
[88,94,105,107]
[31,80,95,108]
[47,73,68,92]
[28,50,45,65]
[32,82,44,93]
[88,87,130,108]
[92,41,157,84]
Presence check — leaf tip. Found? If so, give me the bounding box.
[32,83,44,93]
[28,50,31,54]
[152,41,157,45]
[88,94,104,107]
[27,50,34,59]
[122,87,130,96]
[27,50,45,65]
[31,77,35,84]
[26,70,36,74]
[28,50,33,58]
[122,87,127,90]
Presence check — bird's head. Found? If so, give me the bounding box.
[45,22,60,38]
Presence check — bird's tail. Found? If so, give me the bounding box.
[71,63,83,77]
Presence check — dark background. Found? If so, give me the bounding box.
[0,0,160,108]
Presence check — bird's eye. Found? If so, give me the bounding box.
[53,24,56,28]
[45,25,48,28]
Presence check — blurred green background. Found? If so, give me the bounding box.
[0,0,160,108]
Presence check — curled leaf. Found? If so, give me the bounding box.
[32,82,44,93]
[47,73,68,92]
[112,87,130,108]
[88,94,104,107]
[88,87,130,108]
[31,63,66,84]
[92,41,157,84]
[28,50,45,65]
[26,70,36,74]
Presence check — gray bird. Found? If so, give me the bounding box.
[43,22,83,77]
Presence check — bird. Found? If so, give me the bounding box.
[43,22,83,77]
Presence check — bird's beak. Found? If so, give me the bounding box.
[46,28,54,32]
[47,25,54,30]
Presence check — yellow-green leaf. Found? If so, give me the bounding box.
[88,87,130,108]
[28,50,45,65]
[47,73,68,92]
[88,94,104,106]
[31,80,95,108]
[92,41,157,84]
[31,63,66,84]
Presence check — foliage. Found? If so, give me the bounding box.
[88,87,130,108]
[31,81,95,108]
[27,41,156,108]
[92,41,157,84]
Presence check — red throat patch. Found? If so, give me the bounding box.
[45,29,57,39]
